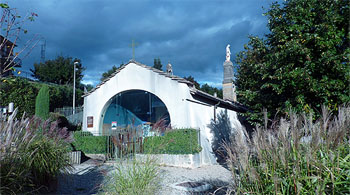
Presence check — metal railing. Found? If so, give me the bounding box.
[54,107,83,125]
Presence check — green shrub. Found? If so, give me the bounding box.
[101,157,160,195]
[225,106,350,194]
[0,77,84,117]
[143,128,202,154]
[28,135,72,188]
[35,85,50,120]
[72,131,107,154]
[0,77,38,116]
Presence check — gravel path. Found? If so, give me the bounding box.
[157,165,233,195]
[54,159,233,195]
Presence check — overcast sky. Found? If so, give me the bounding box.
[7,0,276,87]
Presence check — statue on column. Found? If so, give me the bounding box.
[166,62,173,75]
[226,44,231,62]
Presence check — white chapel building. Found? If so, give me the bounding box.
[82,47,247,165]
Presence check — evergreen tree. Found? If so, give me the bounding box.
[153,58,163,70]
[35,85,50,120]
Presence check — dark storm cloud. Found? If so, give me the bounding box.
[8,0,274,86]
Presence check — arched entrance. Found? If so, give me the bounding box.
[101,90,171,134]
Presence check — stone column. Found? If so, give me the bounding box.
[222,60,236,102]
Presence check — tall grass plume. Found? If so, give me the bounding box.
[224,105,350,194]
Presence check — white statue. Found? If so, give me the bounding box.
[226,44,231,62]
[166,62,173,75]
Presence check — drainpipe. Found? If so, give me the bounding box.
[214,101,220,122]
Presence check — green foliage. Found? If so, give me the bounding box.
[0,109,73,194]
[225,106,350,194]
[235,0,350,124]
[200,83,223,99]
[28,135,71,188]
[184,75,223,98]
[143,129,202,154]
[0,3,9,8]
[183,75,200,89]
[47,83,84,112]
[35,85,50,120]
[72,131,108,154]
[30,56,85,85]
[0,78,37,116]
[153,58,163,70]
[101,157,160,195]
[100,63,124,81]
[0,77,84,116]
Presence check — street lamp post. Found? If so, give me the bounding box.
[73,61,78,115]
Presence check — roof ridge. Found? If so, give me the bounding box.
[82,60,194,97]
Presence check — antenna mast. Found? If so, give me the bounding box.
[40,40,46,63]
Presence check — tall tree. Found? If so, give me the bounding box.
[100,63,124,81]
[235,0,350,124]
[31,56,85,85]
[153,58,163,70]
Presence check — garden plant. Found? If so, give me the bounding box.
[0,109,73,194]
[224,105,350,194]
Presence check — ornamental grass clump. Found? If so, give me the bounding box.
[101,156,160,195]
[0,109,73,194]
[224,105,350,194]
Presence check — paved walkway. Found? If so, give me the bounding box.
[54,159,233,195]
[55,159,113,195]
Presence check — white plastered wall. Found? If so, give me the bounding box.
[83,62,243,165]
[83,63,193,135]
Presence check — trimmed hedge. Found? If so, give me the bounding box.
[143,128,202,154]
[72,131,107,154]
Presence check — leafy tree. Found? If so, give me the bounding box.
[100,63,124,81]
[235,0,350,124]
[183,76,200,89]
[35,85,50,120]
[31,56,85,85]
[184,75,223,98]
[153,58,162,70]
[201,83,223,99]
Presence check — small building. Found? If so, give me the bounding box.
[0,35,21,77]
[83,55,246,165]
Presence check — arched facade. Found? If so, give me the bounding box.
[99,89,171,134]
[83,61,245,166]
